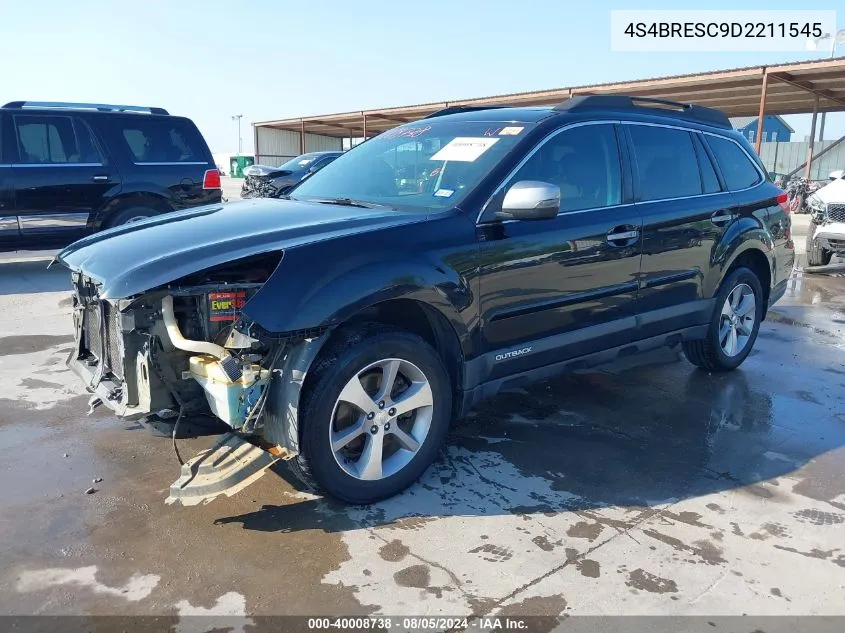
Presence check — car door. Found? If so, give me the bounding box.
[624,123,733,338]
[12,113,117,246]
[0,112,18,247]
[477,122,643,381]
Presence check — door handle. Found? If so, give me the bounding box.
[607,230,639,241]
[91,175,109,182]
[710,210,734,226]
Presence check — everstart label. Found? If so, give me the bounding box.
[209,291,247,322]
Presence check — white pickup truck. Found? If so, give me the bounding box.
[806,170,845,266]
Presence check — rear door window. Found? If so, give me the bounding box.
[14,115,103,164]
[116,118,205,163]
[705,135,762,191]
[627,125,702,201]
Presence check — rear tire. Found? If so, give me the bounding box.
[806,222,833,267]
[288,323,452,504]
[105,206,160,228]
[682,266,763,372]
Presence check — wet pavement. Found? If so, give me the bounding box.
[1,219,844,621]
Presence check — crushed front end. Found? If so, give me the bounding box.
[66,264,312,504]
[69,274,268,423]
[65,249,295,436]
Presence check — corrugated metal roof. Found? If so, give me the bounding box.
[255,57,845,138]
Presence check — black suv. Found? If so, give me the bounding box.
[56,96,794,505]
[0,101,220,250]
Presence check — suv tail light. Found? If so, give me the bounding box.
[203,169,221,190]
[777,191,790,214]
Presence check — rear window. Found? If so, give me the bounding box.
[705,135,762,191]
[116,118,206,164]
[627,125,703,201]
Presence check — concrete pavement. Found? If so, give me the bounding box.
[0,213,843,623]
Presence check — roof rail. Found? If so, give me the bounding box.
[553,95,730,128]
[2,101,169,115]
[424,105,512,119]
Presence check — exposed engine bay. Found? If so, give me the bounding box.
[68,253,280,424]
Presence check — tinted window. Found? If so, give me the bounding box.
[628,125,702,201]
[706,135,762,191]
[693,134,721,194]
[117,118,204,163]
[506,124,622,213]
[14,115,102,164]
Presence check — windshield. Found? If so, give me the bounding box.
[279,153,330,171]
[290,120,536,209]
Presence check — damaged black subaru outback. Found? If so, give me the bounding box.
[56,96,794,505]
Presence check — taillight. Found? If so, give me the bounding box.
[203,169,221,190]
[777,191,790,213]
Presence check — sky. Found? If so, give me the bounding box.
[1,0,842,154]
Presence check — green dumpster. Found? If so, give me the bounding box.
[229,155,255,178]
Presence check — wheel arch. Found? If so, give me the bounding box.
[260,297,471,458]
[708,220,774,316]
[318,297,466,413]
[91,191,174,230]
[721,246,773,318]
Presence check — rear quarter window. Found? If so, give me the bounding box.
[115,117,207,164]
[705,135,762,191]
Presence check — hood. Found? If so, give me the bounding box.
[811,177,845,205]
[244,164,292,178]
[56,199,427,299]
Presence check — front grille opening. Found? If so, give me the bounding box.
[828,204,845,223]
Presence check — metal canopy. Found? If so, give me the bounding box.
[254,57,845,140]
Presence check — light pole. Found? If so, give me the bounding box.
[807,29,845,141]
[231,114,243,156]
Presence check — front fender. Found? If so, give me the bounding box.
[242,246,474,342]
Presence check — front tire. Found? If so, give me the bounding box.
[682,266,763,372]
[806,222,833,267]
[289,324,452,504]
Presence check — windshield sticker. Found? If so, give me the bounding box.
[380,125,432,140]
[434,188,455,198]
[499,126,524,136]
[430,137,499,162]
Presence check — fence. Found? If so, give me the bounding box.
[757,140,845,181]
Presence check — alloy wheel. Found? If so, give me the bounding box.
[719,283,756,357]
[329,358,434,481]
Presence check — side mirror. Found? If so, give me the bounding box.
[497,181,560,220]
[829,170,844,181]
